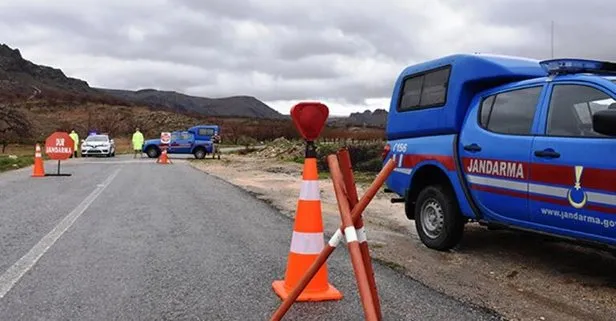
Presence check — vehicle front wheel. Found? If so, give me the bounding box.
[414,185,465,251]
[145,146,160,158]
[194,148,206,159]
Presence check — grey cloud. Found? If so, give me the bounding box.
[452,0,616,60]
[1,0,613,112]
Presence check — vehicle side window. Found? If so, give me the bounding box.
[479,95,495,127]
[198,128,215,136]
[481,86,542,135]
[546,84,615,138]
[398,66,451,111]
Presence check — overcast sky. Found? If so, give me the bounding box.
[1,0,614,116]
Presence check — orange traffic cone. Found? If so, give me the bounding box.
[156,148,171,164]
[272,157,342,301]
[32,144,45,177]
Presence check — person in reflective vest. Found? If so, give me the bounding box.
[69,129,79,158]
[132,127,145,158]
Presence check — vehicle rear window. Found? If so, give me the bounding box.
[198,128,215,136]
[479,95,495,127]
[480,86,542,135]
[397,65,451,111]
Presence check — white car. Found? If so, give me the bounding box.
[81,134,116,157]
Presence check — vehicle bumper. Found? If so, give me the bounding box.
[81,148,112,155]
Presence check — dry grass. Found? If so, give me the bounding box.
[1,144,37,156]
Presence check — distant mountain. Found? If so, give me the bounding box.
[328,109,388,128]
[0,43,283,119]
[0,44,108,101]
[0,43,389,125]
[100,88,284,119]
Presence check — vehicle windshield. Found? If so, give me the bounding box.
[86,135,109,142]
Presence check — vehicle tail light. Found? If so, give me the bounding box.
[382,143,391,161]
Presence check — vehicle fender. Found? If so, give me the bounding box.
[191,143,212,153]
[407,160,477,220]
[142,141,160,151]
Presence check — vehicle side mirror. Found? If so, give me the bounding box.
[592,109,616,136]
[81,139,85,143]
[110,139,115,144]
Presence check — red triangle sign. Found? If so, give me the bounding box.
[290,102,329,141]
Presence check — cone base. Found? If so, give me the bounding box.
[272,280,343,302]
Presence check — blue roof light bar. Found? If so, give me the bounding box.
[540,58,616,75]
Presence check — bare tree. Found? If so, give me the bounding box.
[0,105,32,153]
[95,109,129,137]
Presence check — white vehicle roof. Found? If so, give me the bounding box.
[86,134,109,141]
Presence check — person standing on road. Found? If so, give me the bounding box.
[132,127,145,158]
[212,132,221,159]
[69,129,79,158]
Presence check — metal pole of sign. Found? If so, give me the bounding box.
[45,159,72,177]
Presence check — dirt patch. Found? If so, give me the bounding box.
[190,154,616,321]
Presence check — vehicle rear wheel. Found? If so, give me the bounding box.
[194,147,206,159]
[146,146,160,158]
[414,185,465,251]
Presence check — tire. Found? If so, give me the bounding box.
[146,146,160,158]
[414,185,465,251]
[194,147,206,159]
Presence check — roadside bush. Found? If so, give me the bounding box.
[237,135,258,148]
[315,141,385,173]
[237,147,258,155]
[0,155,34,173]
[355,158,384,173]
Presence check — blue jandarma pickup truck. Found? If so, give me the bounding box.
[142,125,220,159]
[383,54,616,252]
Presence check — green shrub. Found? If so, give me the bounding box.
[314,141,385,173]
[0,156,34,173]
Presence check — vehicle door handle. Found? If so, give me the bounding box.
[534,149,560,158]
[463,143,482,152]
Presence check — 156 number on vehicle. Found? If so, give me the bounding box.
[392,143,407,153]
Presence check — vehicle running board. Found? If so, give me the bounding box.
[390,197,405,203]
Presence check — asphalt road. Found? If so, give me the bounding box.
[0,154,504,320]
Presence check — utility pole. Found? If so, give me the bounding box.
[550,20,555,58]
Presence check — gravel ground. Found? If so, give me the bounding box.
[191,154,616,321]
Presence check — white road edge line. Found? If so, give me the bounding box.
[0,167,122,299]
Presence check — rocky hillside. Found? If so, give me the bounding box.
[0,42,388,130]
[329,109,388,128]
[0,44,113,102]
[100,88,284,119]
[0,43,282,119]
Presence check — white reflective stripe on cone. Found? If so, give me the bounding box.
[290,231,325,255]
[299,180,320,201]
[35,153,41,157]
